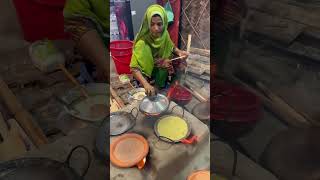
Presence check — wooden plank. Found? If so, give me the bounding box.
[110,86,125,108]
[189,47,210,57]
[303,27,320,40]
[0,113,27,161]
[246,10,306,44]
[248,1,320,29]
[8,118,36,151]
[0,76,48,147]
[256,81,314,126]
[288,42,320,61]
[232,61,314,127]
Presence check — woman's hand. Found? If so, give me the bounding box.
[155,58,173,73]
[143,82,155,96]
[162,59,172,68]
[175,49,189,60]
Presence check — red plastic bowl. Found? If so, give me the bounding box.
[212,80,261,112]
[212,107,262,123]
[170,85,192,106]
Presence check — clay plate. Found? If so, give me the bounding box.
[110,133,149,168]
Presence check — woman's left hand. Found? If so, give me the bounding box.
[177,50,189,60]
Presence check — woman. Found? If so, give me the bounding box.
[63,0,109,82]
[130,4,189,96]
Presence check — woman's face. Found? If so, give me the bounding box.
[150,15,163,38]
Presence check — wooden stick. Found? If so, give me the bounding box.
[8,118,36,150]
[189,47,210,57]
[58,64,90,99]
[110,86,125,108]
[169,56,187,62]
[128,81,135,89]
[256,81,315,126]
[182,83,207,102]
[187,34,192,53]
[0,76,48,147]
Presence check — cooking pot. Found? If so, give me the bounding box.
[154,105,197,145]
[0,145,91,180]
[110,108,138,136]
[95,108,139,164]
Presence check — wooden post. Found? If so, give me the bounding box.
[187,34,192,52]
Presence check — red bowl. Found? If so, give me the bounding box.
[170,85,192,106]
[212,80,261,112]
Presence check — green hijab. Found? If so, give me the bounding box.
[130,4,174,84]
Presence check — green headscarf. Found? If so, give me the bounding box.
[130,4,174,87]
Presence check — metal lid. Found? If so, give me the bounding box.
[110,133,149,168]
[110,111,136,136]
[139,94,169,115]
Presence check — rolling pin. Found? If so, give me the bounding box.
[0,76,48,147]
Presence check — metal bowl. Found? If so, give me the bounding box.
[139,94,170,116]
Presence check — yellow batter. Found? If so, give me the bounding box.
[157,116,188,141]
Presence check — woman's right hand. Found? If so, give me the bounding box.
[144,83,155,96]
[155,58,172,69]
[162,59,172,69]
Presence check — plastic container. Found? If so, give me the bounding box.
[110,40,133,74]
[112,56,131,74]
[211,80,262,138]
[110,40,133,57]
[12,0,68,42]
[170,85,192,106]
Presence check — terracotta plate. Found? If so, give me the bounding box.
[187,170,210,180]
[110,133,149,168]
